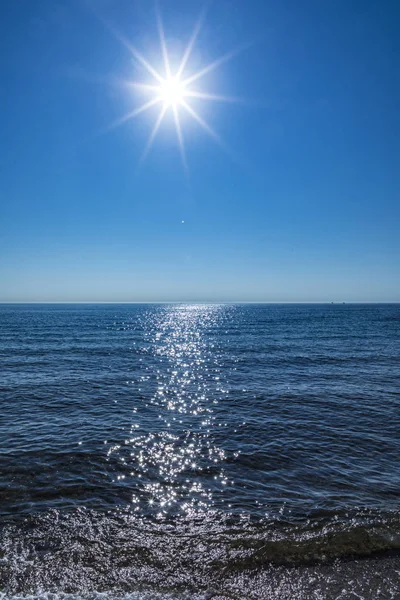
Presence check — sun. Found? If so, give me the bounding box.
[159,75,186,108]
[103,8,244,171]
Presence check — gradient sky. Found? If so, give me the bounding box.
[0,0,399,302]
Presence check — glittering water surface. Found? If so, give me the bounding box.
[1,303,400,599]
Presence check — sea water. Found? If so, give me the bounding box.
[1,303,399,599]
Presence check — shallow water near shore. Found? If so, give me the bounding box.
[1,303,399,598]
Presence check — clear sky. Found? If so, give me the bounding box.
[0,0,399,302]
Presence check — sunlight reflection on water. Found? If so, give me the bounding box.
[107,304,232,517]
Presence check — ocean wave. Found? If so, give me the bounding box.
[1,509,400,599]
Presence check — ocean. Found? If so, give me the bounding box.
[1,303,399,599]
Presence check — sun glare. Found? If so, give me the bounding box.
[159,76,186,108]
[104,8,244,171]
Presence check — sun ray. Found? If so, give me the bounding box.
[125,82,161,94]
[182,43,249,87]
[156,8,171,79]
[181,100,240,165]
[137,104,168,168]
[104,97,162,133]
[181,100,222,145]
[95,13,165,84]
[129,46,165,85]
[183,90,242,103]
[176,9,207,79]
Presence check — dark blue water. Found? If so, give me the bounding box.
[1,303,399,599]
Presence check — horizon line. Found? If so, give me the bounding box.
[0,301,399,305]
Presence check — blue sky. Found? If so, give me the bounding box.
[0,0,399,302]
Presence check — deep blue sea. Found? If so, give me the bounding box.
[1,303,399,599]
